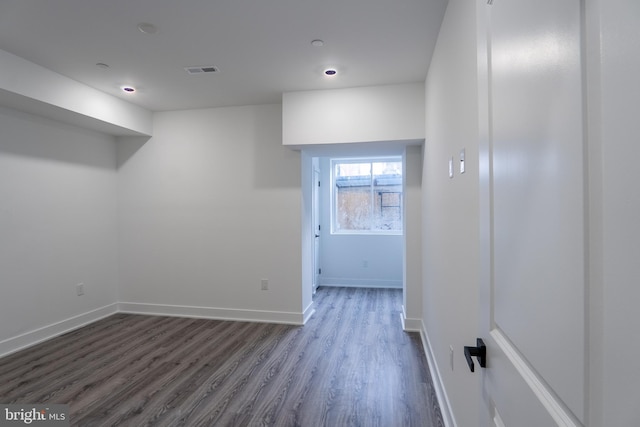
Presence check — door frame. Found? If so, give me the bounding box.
[300,144,421,328]
[312,166,321,294]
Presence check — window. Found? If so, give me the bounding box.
[331,157,403,234]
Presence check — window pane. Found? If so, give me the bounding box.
[335,162,372,231]
[332,158,403,233]
[372,162,402,230]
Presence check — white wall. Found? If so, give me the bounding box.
[117,104,307,323]
[316,157,403,288]
[318,233,403,288]
[283,83,425,146]
[590,0,640,423]
[422,0,480,426]
[403,144,423,328]
[0,107,119,356]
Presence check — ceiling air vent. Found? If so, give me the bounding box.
[184,66,220,75]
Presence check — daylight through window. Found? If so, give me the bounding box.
[332,158,403,234]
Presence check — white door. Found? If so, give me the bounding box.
[478,0,586,425]
[312,168,321,294]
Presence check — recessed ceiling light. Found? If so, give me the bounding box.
[137,23,157,34]
[121,86,136,93]
[311,39,324,47]
[324,68,337,76]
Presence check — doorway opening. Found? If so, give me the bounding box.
[301,143,421,330]
[312,155,404,294]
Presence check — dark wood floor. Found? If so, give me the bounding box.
[0,287,444,427]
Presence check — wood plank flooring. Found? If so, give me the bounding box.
[0,287,444,427]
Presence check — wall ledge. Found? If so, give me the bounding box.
[0,49,152,136]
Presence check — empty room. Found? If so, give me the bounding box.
[0,0,638,426]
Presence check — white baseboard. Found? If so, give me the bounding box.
[0,301,313,360]
[419,320,456,427]
[118,302,308,325]
[318,278,402,288]
[302,300,315,324]
[0,303,118,358]
[401,305,422,331]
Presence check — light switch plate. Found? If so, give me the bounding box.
[460,148,466,174]
[449,157,454,178]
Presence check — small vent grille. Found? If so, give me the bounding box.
[184,66,220,75]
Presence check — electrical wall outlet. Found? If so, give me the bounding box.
[261,279,269,291]
[76,283,85,296]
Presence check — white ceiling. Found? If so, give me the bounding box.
[0,0,447,112]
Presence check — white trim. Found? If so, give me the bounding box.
[118,302,307,325]
[401,305,422,331]
[318,278,402,288]
[0,303,118,358]
[419,320,456,427]
[491,329,581,426]
[301,300,316,324]
[493,409,506,427]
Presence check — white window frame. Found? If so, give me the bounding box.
[330,156,403,235]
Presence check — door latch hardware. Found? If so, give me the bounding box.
[464,338,487,372]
